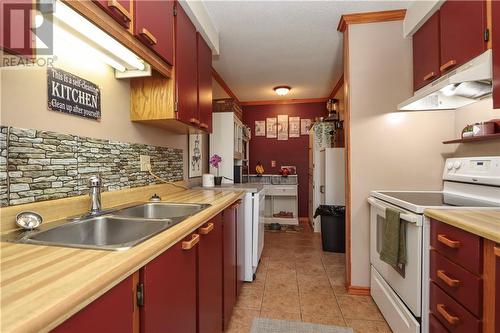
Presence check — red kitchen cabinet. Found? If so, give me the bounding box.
[413,11,440,91]
[140,234,198,333]
[0,0,34,58]
[197,33,213,133]
[51,275,136,333]
[134,0,174,66]
[175,2,199,126]
[94,0,132,29]
[198,214,223,333]
[439,0,487,74]
[222,204,237,330]
[495,244,499,333]
[493,0,500,109]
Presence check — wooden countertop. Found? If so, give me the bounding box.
[0,189,244,333]
[425,209,500,243]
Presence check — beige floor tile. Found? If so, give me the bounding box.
[267,260,296,273]
[296,262,326,276]
[299,292,342,316]
[261,289,301,314]
[345,319,393,333]
[326,265,346,286]
[297,274,332,295]
[337,295,385,321]
[226,308,260,332]
[236,284,264,310]
[259,310,301,321]
[332,284,348,295]
[302,312,347,326]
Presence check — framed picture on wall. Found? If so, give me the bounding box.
[255,120,265,136]
[301,119,312,135]
[188,133,203,178]
[277,115,288,140]
[289,117,300,138]
[266,118,277,138]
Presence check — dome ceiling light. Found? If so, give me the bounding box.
[273,86,291,96]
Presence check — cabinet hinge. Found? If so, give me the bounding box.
[136,283,144,307]
[484,28,490,42]
[173,4,177,16]
[174,101,179,113]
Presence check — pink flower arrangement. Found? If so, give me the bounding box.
[209,154,222,176]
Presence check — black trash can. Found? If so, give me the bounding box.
[314,205,346,253]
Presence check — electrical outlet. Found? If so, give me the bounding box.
[140,155,151,172]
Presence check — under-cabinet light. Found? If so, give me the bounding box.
[52,1,145,71]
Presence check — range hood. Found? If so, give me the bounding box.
[398,50,492,111]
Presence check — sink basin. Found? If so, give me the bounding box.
[21,216,177,251]
[113,203,210,219]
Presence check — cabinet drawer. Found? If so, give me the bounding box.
[429,313,450,333]
[430,249,482,317]
[265,186,297,197]
[430,219,482,275]
[430,282,481,333]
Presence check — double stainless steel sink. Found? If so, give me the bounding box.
[4,203,210,251]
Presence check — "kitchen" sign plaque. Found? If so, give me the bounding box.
[47,67,101,120]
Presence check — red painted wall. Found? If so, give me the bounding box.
[243,103,327,218]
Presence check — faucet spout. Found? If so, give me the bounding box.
[88,175,102,215]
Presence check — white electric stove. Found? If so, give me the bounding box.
[368,156,500,333]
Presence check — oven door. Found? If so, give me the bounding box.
[368,197,423,317]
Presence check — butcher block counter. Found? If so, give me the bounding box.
[0,188,244,333]
[424,209,500,243]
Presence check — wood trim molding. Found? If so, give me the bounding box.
[486,0,492,49]
[211,67,240,102]
[337,9,407,32]
[240,97,328,106]
[483,240,497,333]
[346,285,371,296]
[329,74,344,99]
[63,0,172,78]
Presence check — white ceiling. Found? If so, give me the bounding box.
[204,0,410,102]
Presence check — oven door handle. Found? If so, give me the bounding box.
[368,197,420,225]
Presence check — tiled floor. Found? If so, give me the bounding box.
[226,224,392,333]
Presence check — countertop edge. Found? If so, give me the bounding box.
[3,190,244,333]
[424,209,500,243]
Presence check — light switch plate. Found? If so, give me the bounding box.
[140,155,151,172]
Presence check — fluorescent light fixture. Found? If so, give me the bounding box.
[274,86,291,96]
[52,1,145,71]
[440,84,457,97]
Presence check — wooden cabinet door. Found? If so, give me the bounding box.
[134,0,174,66]
[51,275,135,333]
[493,0,500,109]
[197,33,213,133]
[0,0,34,58]
[222,205,237,330]
[198,214,223,333]
[175,3,199,126]
[140,235,198,333]
[413,11,440,91]
[439,0,487,74]
[94,0,132,29]
[494,243,499,333]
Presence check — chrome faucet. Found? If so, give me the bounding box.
[88,175,102,215]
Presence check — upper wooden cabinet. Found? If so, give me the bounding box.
[51,275,136,333]
[140,234,198,333]
[439,0,487,75]
[94,0,132,29]
[413,12,440,91]
[134,0,175,66]
[197,33,213,133]
[175,3,199,126]
[493,0,500,109]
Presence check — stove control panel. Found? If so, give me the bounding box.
[443,156,500,186]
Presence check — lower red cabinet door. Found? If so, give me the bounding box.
[198,214,223,333]
[223,205,237,330]
[140,236,197,333]
[51,276,135,333]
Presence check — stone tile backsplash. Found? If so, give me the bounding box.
[0,126,183,207]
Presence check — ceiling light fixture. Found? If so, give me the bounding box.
[274,86,291,96]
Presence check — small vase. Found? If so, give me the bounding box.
[214,176,223,186]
